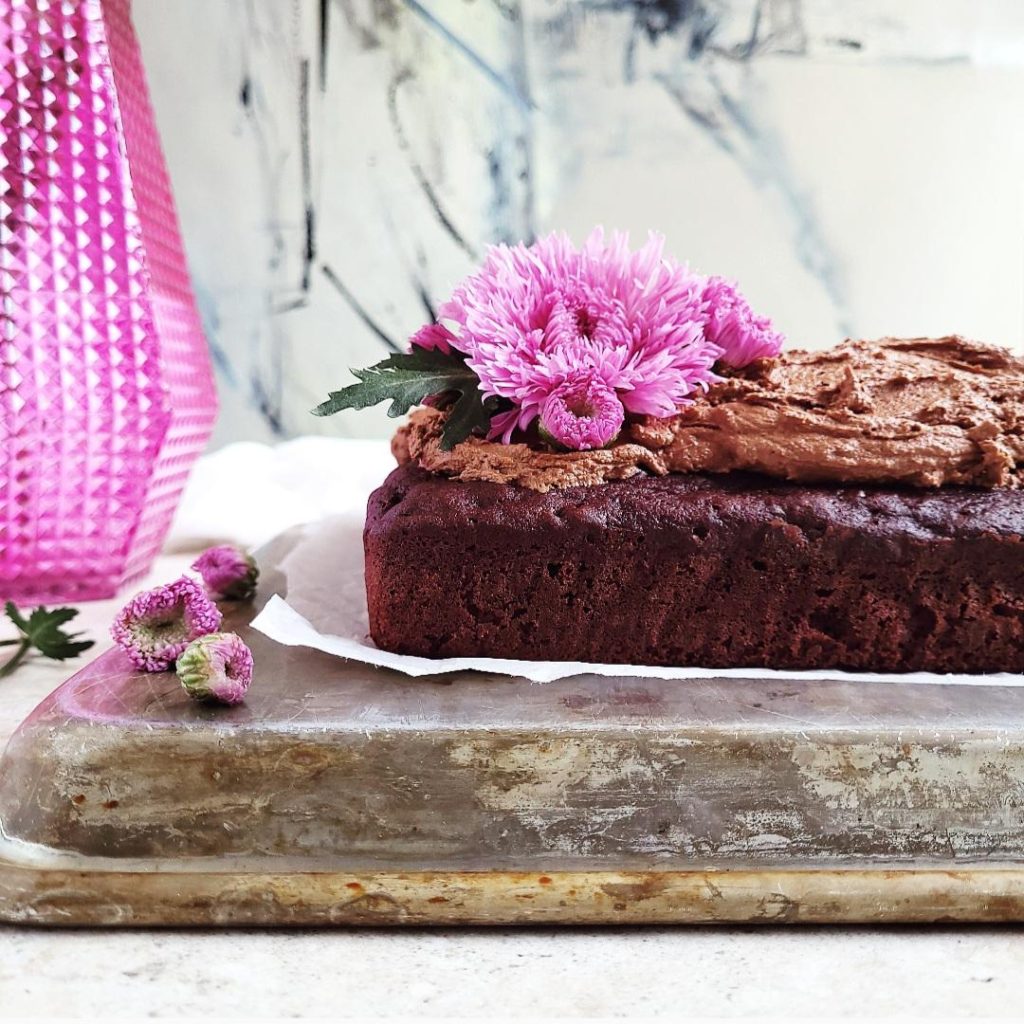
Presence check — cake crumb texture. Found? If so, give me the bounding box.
[365,465,1024,673]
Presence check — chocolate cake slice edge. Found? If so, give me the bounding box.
[364,466,1024,675]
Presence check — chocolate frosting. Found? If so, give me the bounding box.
[393,337,1024,492]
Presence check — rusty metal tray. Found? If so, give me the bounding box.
[2,536,1024,925]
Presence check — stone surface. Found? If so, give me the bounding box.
[3,923,1023,1017]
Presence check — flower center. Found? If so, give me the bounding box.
[564,392,597,418]
[539,376,624,451]
[574,305,598,340]
[542,287,628,354]
[149,617,182,639]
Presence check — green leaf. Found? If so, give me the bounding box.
[4,601,28,635]
[312,348,482,421]
[2,603,94,674]
[440,390,503,451]
[313,346,517,447]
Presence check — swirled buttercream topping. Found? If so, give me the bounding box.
[393,337,1024,492]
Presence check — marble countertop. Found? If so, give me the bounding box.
[1,444,1022,1016]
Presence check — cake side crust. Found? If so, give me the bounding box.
[364,466,1024,674]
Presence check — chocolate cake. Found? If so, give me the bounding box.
[365,337,1024,673]
[366,465,1024,673]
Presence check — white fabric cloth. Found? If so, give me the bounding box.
[168,437,392,551]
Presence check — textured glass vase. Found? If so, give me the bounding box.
[0,0,217,601]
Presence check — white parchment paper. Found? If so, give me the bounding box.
[249,515,1024,686]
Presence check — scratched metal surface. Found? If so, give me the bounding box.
[3,536,1024,923]
[3,529,1024,878]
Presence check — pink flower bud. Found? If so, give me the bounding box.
[176,631,253,705]
[191,545,259,601]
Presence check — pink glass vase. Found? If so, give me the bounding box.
[0,0,217,602]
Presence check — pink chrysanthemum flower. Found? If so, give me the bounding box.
[434,229,722,449]
[701,276,784,368]
[410,322,458,355]
[176,632,254,706]
[111,576,222,672]
[192,544,259,601]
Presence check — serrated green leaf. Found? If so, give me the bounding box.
[27,606,76,633]
[36,636,94,661]
[440,390,501,451]
[312,348,481,420]
[313,345,518,447]
[4,601,28,635]
[2,603,94,676]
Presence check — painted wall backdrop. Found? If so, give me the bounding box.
[132,0,1024,446]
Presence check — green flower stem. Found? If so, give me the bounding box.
[0,640,32,678]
